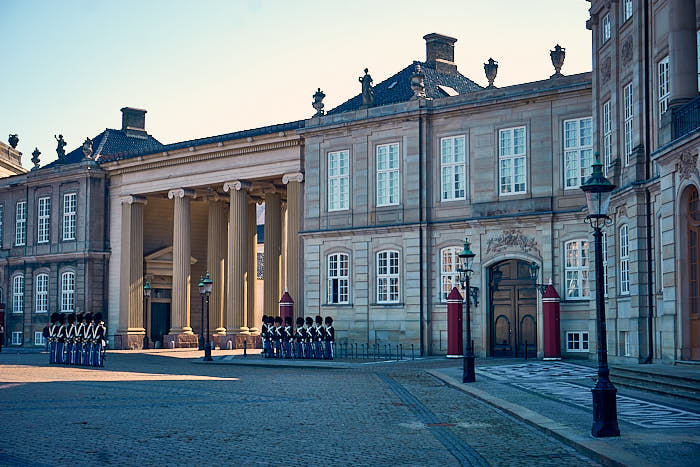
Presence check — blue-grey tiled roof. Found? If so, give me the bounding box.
[328,61,482,114]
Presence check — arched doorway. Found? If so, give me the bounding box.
[489,259,537,357]
[683,186,700,360]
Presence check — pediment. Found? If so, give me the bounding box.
[145,246,197,277]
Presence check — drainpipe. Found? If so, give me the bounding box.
[643,0,654,363]
[418,105,425,356]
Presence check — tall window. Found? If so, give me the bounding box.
[377,250,400,303]
[15,201,26,246]
[619,225,630,294]
[658,56,670,119]
[697,30,700,91]
[11,332,22,346]
[376,143,400,206]
[37,197,50,244]
[499,126,527,195]
[35,331,46,346]
[63,193,77,240]
[35,273,48,313]
[623,83,634,165]
[328,150,349,211]
[327,253,349,304]
[440,135,466,201]
[61,271,75,313]
[12,274,24,314]
[440,247,464,301]
[0,204,3,248]
[602,13,611,42]
[602,232,609,297]
[565,240,590,299]
[603,100,612,170]
[564,117,593,189]
[623,0,633,21]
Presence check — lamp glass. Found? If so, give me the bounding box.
[143,280,152,298]
[198,276,205,296]
[528,263,539,282]
[203,272,213,294]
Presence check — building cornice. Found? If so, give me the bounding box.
[0,251,110,266]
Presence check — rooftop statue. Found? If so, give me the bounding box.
[312,88,326,117]
[359,68,374,108]
[82,137,93,159]
[55,134,67,160]
[8,134,19,149]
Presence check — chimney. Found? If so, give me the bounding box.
[423,33,458,74]
[120,107,147,138]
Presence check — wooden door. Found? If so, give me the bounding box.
[688,188,700,360]
[492,285,515,356]
[150,302,171,345]
[516,285,537,357]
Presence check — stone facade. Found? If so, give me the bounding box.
[0,140,26,178]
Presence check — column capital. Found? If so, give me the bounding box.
[206,192,228,203]
[282,172,304,184]
[224,180,251,192]
[121,195,147,205]
[168,188,196,199]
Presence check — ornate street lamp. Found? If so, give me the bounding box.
[457,237,476,383]
[198,276,205,351]
[580,153,620,438]
[143,280,151,349]
[528,263,548,296]
[202,272,213,361]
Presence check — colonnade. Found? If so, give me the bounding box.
[115,173,303,348]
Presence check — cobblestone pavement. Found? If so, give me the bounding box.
[0,351,596,466]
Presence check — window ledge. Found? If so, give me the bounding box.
[322,303,353,307]
[371,302,404,308]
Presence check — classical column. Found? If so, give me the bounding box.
[247,199,258,333]
[168,188,195,335]
[224,181,250,334]
[669,0,698,108]
[264,189,282,317]
[283,172,304,318]
[117,195,146,349]
[207,197,227,334]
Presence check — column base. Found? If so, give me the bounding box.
[214,328,227,335]
[248,327,260,335]
[113,333,148,350]
[219,334,261,350]
[163,333,199,349]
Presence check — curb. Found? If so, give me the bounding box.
[192,358,353,369]
[426,369,652,467]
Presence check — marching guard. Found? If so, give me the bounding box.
[66,314,77,365]
[282,316,293,358]
[305,317,316,358]
[83,313,94,366]
[324,316,335,360]
[314,316,324,359]
[93,312,107,367]
[56,314,67,364]
[261,315,270,358]
[294,317,305,358]
[48,313,60,364]
[75,313,85,366]
[272,316,283,358]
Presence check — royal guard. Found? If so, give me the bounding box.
[273,316,283,358]
[294,317,305,358]
[93,312,106,367]
[75,313,85,366]
[56,314,67,364]
[305,317,316,358]
[283,316,293,358]
[48,313,59,364]
[314,316,324,359]
[66,314,77,365]
[317,316,328,359]
[260,315,269,358]
[83,313,94,366]
[324,316,335,360]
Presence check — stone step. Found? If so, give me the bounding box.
[605,372,700,403]
[611,365,700,390]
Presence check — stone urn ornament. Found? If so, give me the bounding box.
[8,133,19,149]
[550,44,566,78]
[31,147,41,170]
[410,64,427,99]
[312,88,326,116]
[484,58,498,88]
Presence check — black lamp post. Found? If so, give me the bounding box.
[202,272,213,361]
[198,276,205,351]
[581,153,620,438]
[528,263,549,296]
[457,237,476,383]
[143,280,151,349]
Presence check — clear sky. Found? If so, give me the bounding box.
[0,0,591,167]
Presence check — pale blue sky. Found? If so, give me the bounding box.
[0,0,591,167]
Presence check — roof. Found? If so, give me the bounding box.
[45,129,164,168]
[328,61,482,115]
[98,120,305,163]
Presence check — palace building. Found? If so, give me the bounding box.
[2,1,699,364]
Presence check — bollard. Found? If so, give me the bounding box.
[396,344,399,362]
[411,344,415,360]
[389,345,392,360]
[400,344,403,361]
[384,344,387,359]
[344,342,348,359]
[355,343,358,360]
[244,340,247,357]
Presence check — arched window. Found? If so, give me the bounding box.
[619,225,630,294]
[440,247,463,301]
[327,253,349,304]
[377,250,400,303]
[61,271,75,313]
[12,275,24,314]
[564,240,590,299]
[35,273,49,313]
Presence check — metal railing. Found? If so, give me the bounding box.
[672,94,700,140]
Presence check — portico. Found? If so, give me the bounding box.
[104,122,305,349]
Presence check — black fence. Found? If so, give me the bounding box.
[672,95,700,140]
[333,342,417,361]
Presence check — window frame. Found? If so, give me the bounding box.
[60,271,75,313]
[563,117,593,189]
[440,246,464,302]
[37,196,50,244]
[498,126,527,196]
[440,135,467,202]
[34,331,46,346]
[619,224,630,295]
[623,83,633,165]
[35,273,49,314]
[11,331,22,346]
[15,201,26,246]
[327,150,350,212]
[63,192,77,241]
[327,252,350,305]
[603,100,612,171]
[376,142,401,207]
[566,331,590,352]
[564,239,590,300]
[623,0,633,22]
[376,249,400,304]
[602,231,609,298]
[12,274,24,314]
[602,13,611,43]
[658,56,670,119]
[0,203,4,248]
